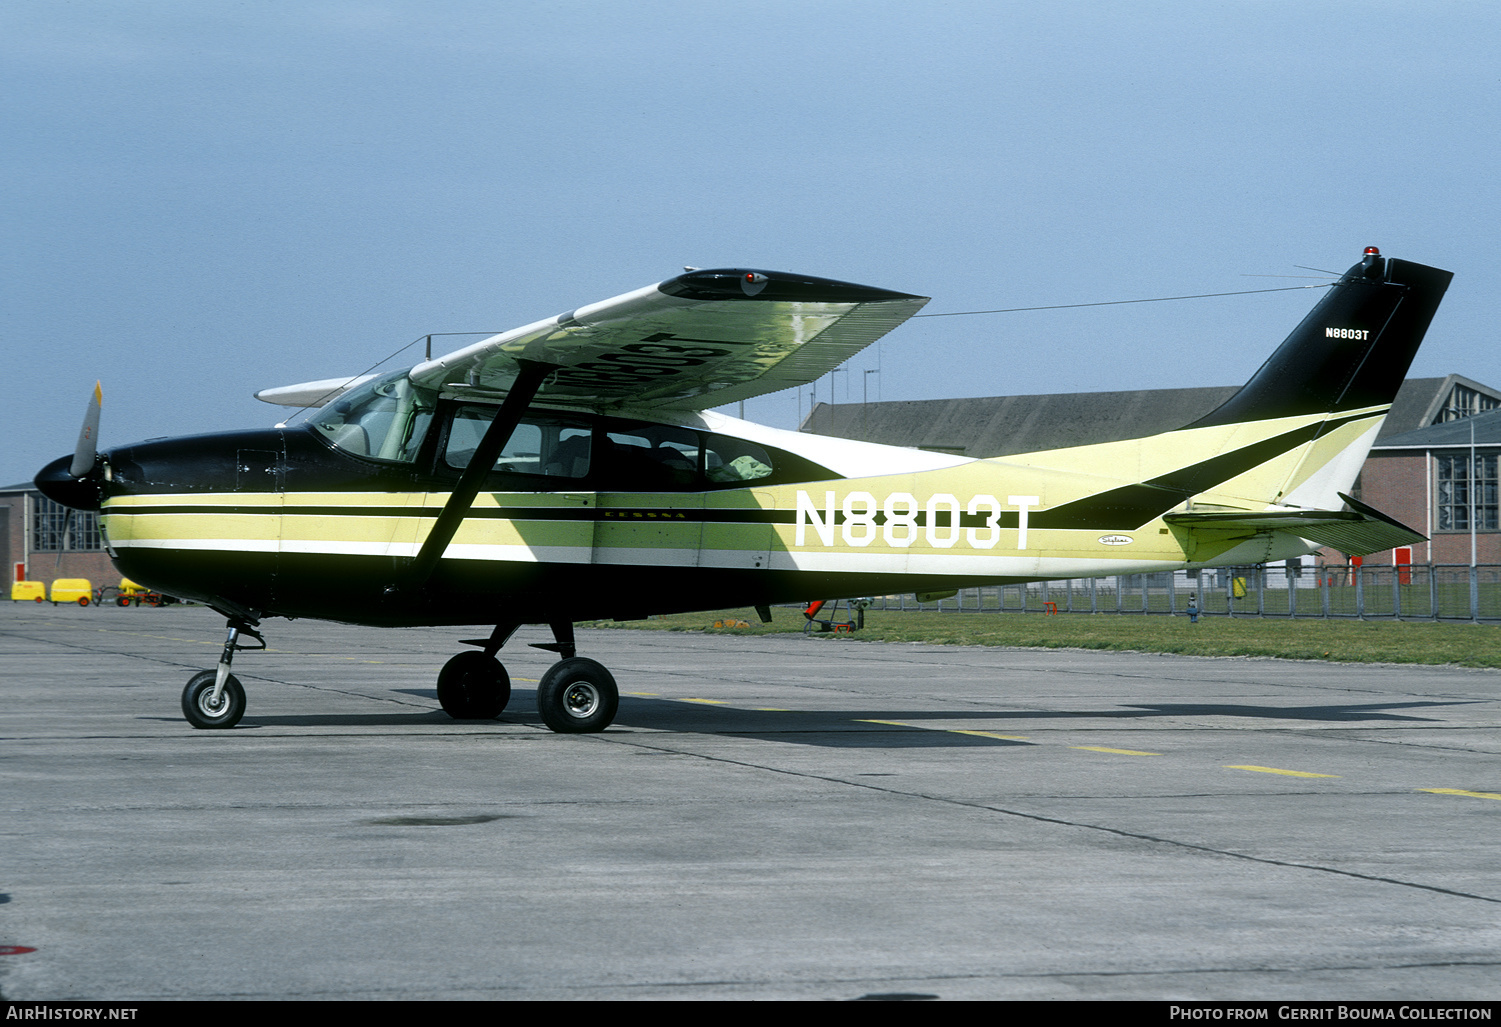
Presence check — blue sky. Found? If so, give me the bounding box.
[4,1,1498,485]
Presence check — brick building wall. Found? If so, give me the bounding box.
[1316,444,1501,568]
[1,491,121,595]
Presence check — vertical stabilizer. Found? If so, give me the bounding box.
[1188,250,1453,430]
[1183,249,1452,510]
[1026,250,1454,531]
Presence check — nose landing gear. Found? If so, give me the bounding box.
[181,618,263,729]
[182,669,245,728]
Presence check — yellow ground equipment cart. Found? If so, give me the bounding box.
[11,581,45,603]
[49,579,94,606]
[109,578,167,607]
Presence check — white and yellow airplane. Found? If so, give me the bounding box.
[37,249,1450,733]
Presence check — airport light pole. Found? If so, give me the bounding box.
[1471,417,1480,620]
[828,368,847,437]
[863,369,879,441]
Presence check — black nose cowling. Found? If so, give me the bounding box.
[35,454,103,511]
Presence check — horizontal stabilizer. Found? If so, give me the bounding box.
[1164,493,1425,558]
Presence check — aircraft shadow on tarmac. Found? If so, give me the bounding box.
[141,695,1479,747]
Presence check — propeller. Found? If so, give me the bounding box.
[35,381,107,512]
[70,382,103,477]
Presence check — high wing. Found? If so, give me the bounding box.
[412,268,927,411]
[255,269,927,412]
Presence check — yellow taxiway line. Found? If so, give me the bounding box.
[1224,765,1340,778]
[1070,746,1161,756]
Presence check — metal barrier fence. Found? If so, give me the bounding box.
[860,564,1501,621]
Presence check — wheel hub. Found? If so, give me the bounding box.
[564,681,599,718]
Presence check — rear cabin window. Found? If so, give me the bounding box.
[703,435,775,484]
[437,406,831,492]
[593,424,785,491]
[597,424,701,491]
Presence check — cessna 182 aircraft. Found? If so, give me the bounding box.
[36,247,1450,734]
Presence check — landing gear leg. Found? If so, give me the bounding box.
[181,618,263,729]
[533,621,618,734]
[438,621,518,719]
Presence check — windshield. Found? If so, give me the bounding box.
[311,369,437,463]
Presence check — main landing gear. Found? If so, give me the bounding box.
[181,618,263,729]
[442,620,619,733]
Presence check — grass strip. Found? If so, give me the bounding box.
[593,608,1501,668]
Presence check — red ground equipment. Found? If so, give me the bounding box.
[802,598,869,634]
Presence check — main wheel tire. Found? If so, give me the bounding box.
[536,657,618,734]
[436,651,510,719]
[181,670,246,729]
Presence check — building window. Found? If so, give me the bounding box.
[1434,384,1500,424]
[31,495,103,551]
[1436,453,1499,531]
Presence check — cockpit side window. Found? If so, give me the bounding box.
[311,370,436,464]
[444,407,592,480]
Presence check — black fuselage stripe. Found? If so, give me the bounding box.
[111,504,792,523]
[106,504,972,527]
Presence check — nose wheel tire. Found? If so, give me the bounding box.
[182,671,246,729]
[437,651,511,719]
[536,658,618,733]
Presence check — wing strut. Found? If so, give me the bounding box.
[405,359,557,584]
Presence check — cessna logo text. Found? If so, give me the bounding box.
[795,491,1042,550]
